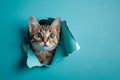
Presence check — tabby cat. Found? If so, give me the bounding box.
[29,16,61,65]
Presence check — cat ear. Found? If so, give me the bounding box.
[29,16,40,33]
[51,18,61,33]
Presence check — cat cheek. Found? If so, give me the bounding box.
[46,42,54,47]
[39,42,44,46]
[53,38,58,44]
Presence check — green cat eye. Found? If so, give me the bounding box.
[49,33,54,38]
[36,33,42,38]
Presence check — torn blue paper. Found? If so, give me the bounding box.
[22,18,80,68]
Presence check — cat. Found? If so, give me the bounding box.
[29,16,61,65]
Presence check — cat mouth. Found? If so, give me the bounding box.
[43,45,50,50]
[43,44,48,47]
[44,46,48,47]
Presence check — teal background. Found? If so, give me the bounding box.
[0,0,120,80]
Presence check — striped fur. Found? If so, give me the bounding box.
[29,16,61,65]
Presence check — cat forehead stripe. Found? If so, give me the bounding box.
[41,25,50,31]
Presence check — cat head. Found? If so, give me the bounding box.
[29,16,61,51]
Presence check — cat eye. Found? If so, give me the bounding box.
[36,33,42,38]
[49,33,54,39]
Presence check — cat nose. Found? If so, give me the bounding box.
[44,42,47,46]
[43,38,48,43]
[43,40,47,45]
[44,42,46,44]
[44,40,47,44]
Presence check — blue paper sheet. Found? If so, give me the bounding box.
[22,18,80,68]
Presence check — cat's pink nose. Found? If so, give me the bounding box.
[43,38,48,43]
[44,41,47,44]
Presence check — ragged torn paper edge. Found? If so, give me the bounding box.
[22,18,80,68]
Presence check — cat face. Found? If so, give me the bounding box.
[29,16,61,51]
